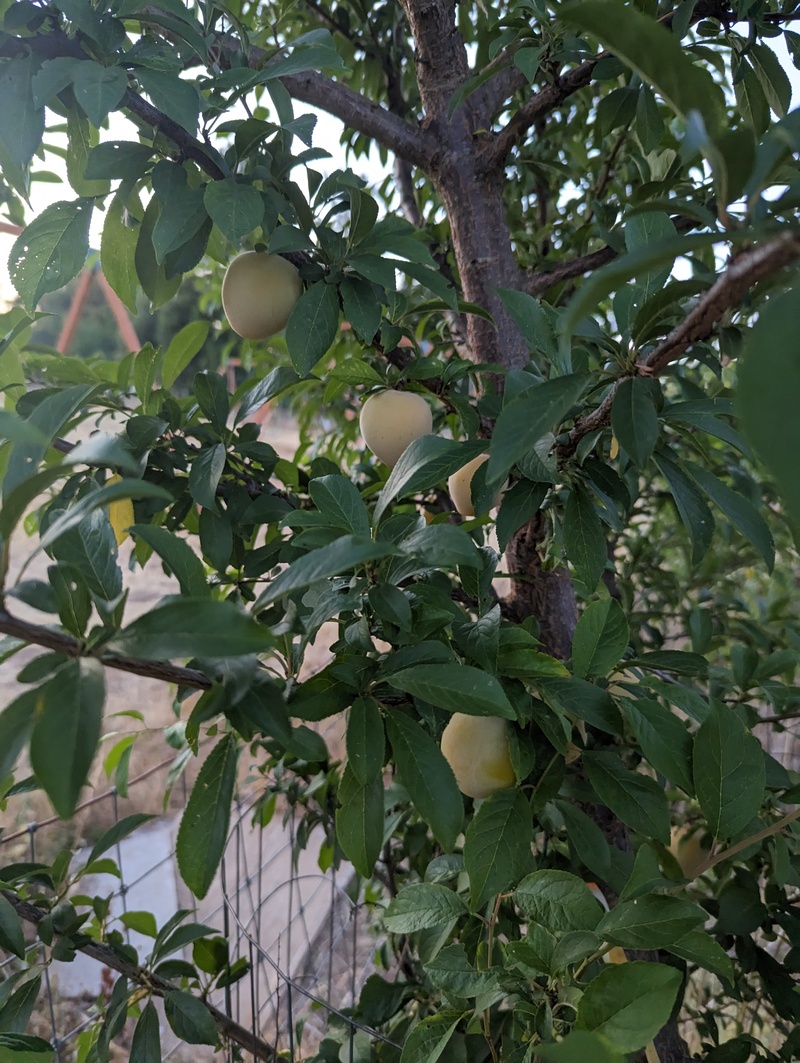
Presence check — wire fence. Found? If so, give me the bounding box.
[0,742,393,1063]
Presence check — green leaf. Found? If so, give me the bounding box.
[623,697,694,794]
[738,290,800,524]
[65,108,109,198]
[162,321,210,390]
[495,288,558,362]
[341,276,382,344]
[537,678,622,735]
[130,524,210,598]
[0,689,38,781]
[423,944,497,997]
[0,1033,55,1060]
[561,230,733,340]
[309,474,370,536]
[486,375,588,488]
[255,535,397,609]
[397,524,481,572]
[346,697,385,785]
[464,788,531,911]
[386,712,463,852]
[137,69,200,133]
[583,751,670,843]
[374,437,487,525]
[400,1011,463,1063]
[152,183,207,263]
[188,443,226,512]
[610,377,659,468]
[109,599,271,659]
[575,961,682,1052]
[176,736,237,899]
[666,929,733,983]
[735,57,770,135]
[193,371,230,433]
[9,200,93,311]
[495,479,547,552]
[164,991,218,1046]
[0,894,25,959]
[100,193,140,314]
[30,659,105,819]
[336,764,384,878]
[597,895,705,949]
[285,281,340,375]
[387,664,514,719]
[383,884,467,933]
[515,870,603,933]
[88,813,156,864]
[72,61,128,125]
[749,43,792,118]
[204,179,263,246]
[572,599,628,679]
[684,462,774,571]
[554,800,613,884]
[563,487,607,590]
[130,1001,161,1063]
[560,1,724,132]
[31,479,171,562]
[0,973,42,1034]
[0,57,44,185]
[537,1031,624,1063]
[236,367,303,423]
[693,701,766,841]
[653,451,714,565]
[85,141,153,181]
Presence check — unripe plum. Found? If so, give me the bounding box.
[359,390,433,468]
[221,251,303,340]
[447,454,502,517]
[440,713,516,799]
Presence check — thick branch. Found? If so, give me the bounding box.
[0,607,212,690]
[2,890,276,1063]
[280,70,434,169]
[561,232,800,456]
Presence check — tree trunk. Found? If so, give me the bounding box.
[400,3,692,1058]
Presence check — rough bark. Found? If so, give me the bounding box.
[504,511,577,660]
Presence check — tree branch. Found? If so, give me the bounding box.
[524,245,618,297]
[280,70,435,170]
[485,0,730,166]
[0,607,212,690]
[122,89,229,180]
[560,232,800,456]
[2,890,277,1063]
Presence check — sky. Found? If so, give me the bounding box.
[1,36,798,313]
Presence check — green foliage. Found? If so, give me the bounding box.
[1,0,800,1058]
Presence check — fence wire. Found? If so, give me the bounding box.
[0,736,393,1063]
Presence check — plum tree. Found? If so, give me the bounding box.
[1,1,800,1061]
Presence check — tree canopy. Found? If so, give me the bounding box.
[1,0,800,1061]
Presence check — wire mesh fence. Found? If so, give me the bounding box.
[0,739,393,1063]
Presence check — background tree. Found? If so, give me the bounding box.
[1,1,800,1061]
